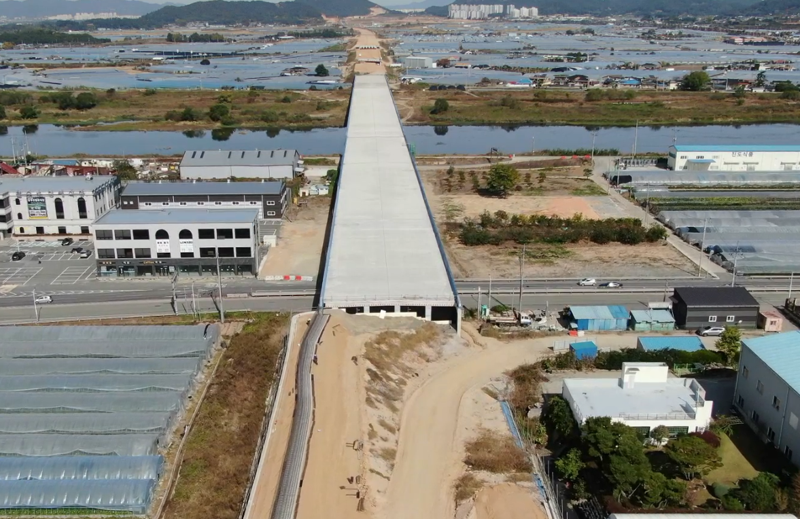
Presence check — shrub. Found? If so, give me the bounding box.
[0,105,5,119]
[585,89,604,102]
[261,110,279,123]
[690,430,721,448]
[208,104,230,122]
[431,98,449,114]
[464,429,532,473]
[721,495,744,511]
[19,105,39,119]
[280,95,293,103]
[142,88,157,96]
[713,482,731,499]
[75,92,98,110]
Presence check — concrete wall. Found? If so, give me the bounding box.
[734,344,800,465]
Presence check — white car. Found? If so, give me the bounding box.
[79,250,93,259]
[578,278,596,286]
[697,326,726,337]
[34,295,52,304]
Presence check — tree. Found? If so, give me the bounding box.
[208,104,230,122]
[19,105,38,119]
[555,448,583,482]
[315,64,329,77]
[716,326,742,363]
[431,98,449,115]
[735,472,780,511]
[436,58,451,68]
[640,471,687,508]
[650,425,670,445]
[75,92,98,110]
[180,107,200,122]
[486,163,519,198]
[112,159,137,181]
[0,105,5,120]
[664,434,722,480]
[542,395,576,441]
[55,93,76,110]
[681,71,711,91]
[733,85,747,99]
[756,70,767,88]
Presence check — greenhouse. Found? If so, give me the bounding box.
[0,324,220,513]
[609,169,800,186]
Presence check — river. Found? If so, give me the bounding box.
[2,123,800,157]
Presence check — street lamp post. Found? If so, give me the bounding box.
[216,256,225,324]
[32,288,39,322]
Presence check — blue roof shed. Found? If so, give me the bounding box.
[570,340,598,360]
[569,305,629,331]
[637,336,705,352]
[630,309,676,332]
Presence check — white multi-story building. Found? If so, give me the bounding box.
[669,144,800,171]
[448,3,537,19]
[0,175,120,239]
[562,362,713,438]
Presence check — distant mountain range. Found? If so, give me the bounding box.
[135,0,322,26]
[742,0,800,15]
[295,0,379,16]
[0,0,161,19]
[380,0,448,10]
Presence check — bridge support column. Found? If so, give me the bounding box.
[425,306,432,320]
[363,306,370,314]
[394,305,401,313]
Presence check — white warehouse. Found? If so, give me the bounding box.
[179,150,303,180]
[669,144,800,171]
[562,362,713,438]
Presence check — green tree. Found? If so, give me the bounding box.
[208,104,230,122]
[180,107,200,122]
[734,85,747,99]
[542,395,576,441]
[75,92,98,110]
[0,105,5,120]
[315,63,329,76]
[554,448,583,482]
[735,472,780,511]
[664,434,722,480]
[716,326,742,363]
[55,92,76,110]
[640,471,687,508]
[650,425,670,445]
[431,98,449,115]
[681,71,711,91]
[585,89,605,102]
[756,70,767,88]
[19,105,38,119]
[486,163,520,198]
[112,159,137,181]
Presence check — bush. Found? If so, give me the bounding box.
[0,91,32,106]
[464,429,532,473]
[431,98,449,114]
[690,430,721,448]
[261,110,279,123]
[75,92,98,110]
[585,89,604,102]
[208,104,230,122]
[0,105,5,119]
[19,105,39,119]
[180,107,200,122]
[721,495,744,511]
[280,95,293,103]
[782,90,800,100]
[142,88,157,96]
[712,482,731,499]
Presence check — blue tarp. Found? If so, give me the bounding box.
[637,336,704,352]
[571,341,598,359]
[570,305,629,331]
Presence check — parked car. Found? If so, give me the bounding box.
[79,250,92,259]
[600,281,623,288]
[697,326,726,337]
[578,278,596,286]
[61,238,73,246]
[11,251,25,261]
[34,295,52,304]
[71,247,84,254]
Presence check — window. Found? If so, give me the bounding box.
[752,410,760,424]
[757,380,764,394]
[116,248,134,259]
[77,197,87,219]
[133,229,150,240]
[666,426,689,438]
[181,252,194,258]
[233,201,239,205]
[726,315,735,323]
[267,211,276,216]
[97,249,115,259]
[114,229,131,240]
[234,228,250,239]
[786,446,794,461]
[199,247,216,258]
[250,201,257,205]
[214,201,222,205]
[218,247,235,258]
[198,202,204,205]
[14,198,20,205]
[198,229,215,239]
[179,229,193,239]
[737,395,745,408]
[768,427,775,442]
[16,213,22,220]
[708,316,717,323]
[96,229,113,240]
[18,227,24,234]
[742,366,749,378]
[54,198,64,220]
[217,228,233,240]
[162,202,169,206]
[236,247,252,257]
[155,229,169,240]
[80,226,89,234]
[791,413,799,430]
[773,396,782,411]
[144,202,152,206]
[134,248,151,259]
[157,252,170,259]
[58,226,66,235]
[179,202,187,206]
[266,201,276,206]
[631,426,651,438]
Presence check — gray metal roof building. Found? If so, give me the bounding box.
[0,175,118,195]
[122,181,285,196]
[94,208,260,226]
[320,74,460,329]
[179,149,302,180]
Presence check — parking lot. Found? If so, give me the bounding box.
[0,239,96,288]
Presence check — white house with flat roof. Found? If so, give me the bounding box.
[179,150,303,180]
[562,362,713,438]
[669,144,800,171]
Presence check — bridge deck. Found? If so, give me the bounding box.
[321,75,456,308]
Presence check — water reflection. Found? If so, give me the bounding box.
[22,125,37,135]
[182,130,206,139]
[211,128,234,141]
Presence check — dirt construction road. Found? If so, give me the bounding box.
[383,336,546,519]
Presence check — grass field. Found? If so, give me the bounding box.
[161,312,289,519]
[705,431,759,487]
[395,87,800,127]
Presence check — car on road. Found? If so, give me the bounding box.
[11,251,25,261]
[61,238,73,246]
[79,250,92,259]
[71,247,84,254]
[34,295,52,304]
[599,281,623,288]
[578,278,596,286]
[697,326,726,337]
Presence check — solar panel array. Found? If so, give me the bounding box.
[0,324,219,514]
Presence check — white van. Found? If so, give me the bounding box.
[34,295,52,304]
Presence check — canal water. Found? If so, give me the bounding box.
[2,123,800,157]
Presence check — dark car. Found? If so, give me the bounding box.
[71,247,84,254]
[457,85,466,91]
[599,281,623,288]
[11,251,25,261]
[61,237,73,246]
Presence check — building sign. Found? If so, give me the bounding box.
[731,151,755,158]
[156,240,170,253]
[179,240,194,253]
[27,197,47,219]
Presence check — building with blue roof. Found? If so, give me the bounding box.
[668,144,800,172]
[734,331,800,467]
[568,305,629,331]
[630,309,676,332]
[570,340,598,360]
[637,336,704,352]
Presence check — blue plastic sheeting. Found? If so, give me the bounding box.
[0,413,172,435]
[0,456,163,482]
[0,434,159,457]
[570,305,629,331]
[637,336,704,352]
[0,479,155,513]
[570,341,598,359]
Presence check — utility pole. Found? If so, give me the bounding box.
[32,288,39,322]
[488,272,492,312]
[191,281,197,318]
[730,242,741,287]
[518,244,526,314]
[477,286,482,320]
[789,272,794,300]
[698,216,708,278]
[531,135,535,155]
[632,120,639,159]
[171,274,177,315]
[590,131,597,164]
[216,256,225,323]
